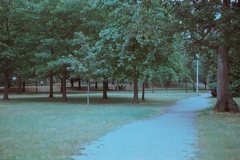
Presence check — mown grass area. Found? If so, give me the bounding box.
[0,90,195,160]
[196,98,240,160]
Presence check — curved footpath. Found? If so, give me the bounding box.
[73,93,211,160]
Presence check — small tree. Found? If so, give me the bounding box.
[68,32,94,106]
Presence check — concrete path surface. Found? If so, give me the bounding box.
[73,93,211,160]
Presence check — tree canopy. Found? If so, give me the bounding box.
[1,0,239,112]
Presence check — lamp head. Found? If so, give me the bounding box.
[196,53,200,59]
[12,76,17,81]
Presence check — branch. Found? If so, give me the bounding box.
[190,36,217,49]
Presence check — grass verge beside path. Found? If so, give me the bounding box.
[196,98,240,160]
[0,91,194,160]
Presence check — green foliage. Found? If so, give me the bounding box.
[0,0,40,81]
[68,32,94,80]
[34,0,102,81]
[97,0,187,85]
[1,0,239,102]
[173,0,240,99]
[0,0,206,88]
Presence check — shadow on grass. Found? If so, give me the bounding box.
[1,89,202,108]
[3,91,135,105]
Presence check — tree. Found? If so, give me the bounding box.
[36,0,97,101]
[214,0,239,112]
[68,32,94,106]
[100,0,179,103]
[174,0,239,112]
[0,0,39,100]
[36,0,60,98]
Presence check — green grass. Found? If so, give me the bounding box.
[0,90,195,160]
[196,98,240,160]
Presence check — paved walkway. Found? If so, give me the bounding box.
[73,93,211,160]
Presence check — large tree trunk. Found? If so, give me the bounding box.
[95,82,98,89]
[49,48,54,98]
[214,0,238,112]
[102,77,108,99]
[3,69,9,100]
[35,80,38,93]
[78,78,81,90]
[106,81,109,91]
[144,82,149,88]
[22,81,26,92]
[214,46,239,112]
[204,81,207,90]
[132,66,139,103]
[62,71,67,102]
[70,78,74,87]
[49,72,54,98]
[142,83,145,101]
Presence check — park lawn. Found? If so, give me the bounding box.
[196,98,240,160]
[0,90,194,160]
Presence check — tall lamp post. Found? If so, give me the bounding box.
[196,53,200,93]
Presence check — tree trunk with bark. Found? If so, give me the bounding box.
[78,78,81,90]
[60,79,63,93]
[70,78,74,87]
[144,80,149,88]
[95,82,98,89]
[49,72,54,98]
[142,83,145,101]
[132,66,139,103]
[62,71,67,102]
[22,81,25,92]
[102,77,108,99]
[106,81,109,91]
[35,81,38,93]
[49,48,54,98]
[204,81,207,90]
[213,0,239,112]
[214,46,239,112]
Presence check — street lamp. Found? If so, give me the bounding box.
[196,54,200,93]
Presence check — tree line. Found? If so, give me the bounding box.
[1,0,239,112]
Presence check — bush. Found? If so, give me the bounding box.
[230,81,240,97]
[209,82,240,97]
[208,83,217,97]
